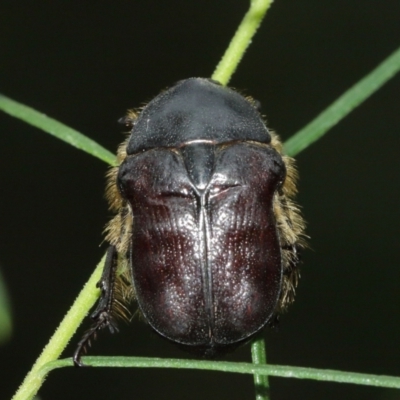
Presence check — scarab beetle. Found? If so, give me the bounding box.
[73,78,305,366]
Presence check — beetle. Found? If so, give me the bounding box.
[73,77,306,366]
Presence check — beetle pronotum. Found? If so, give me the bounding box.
[73,78,306,366]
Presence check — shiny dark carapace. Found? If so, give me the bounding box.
[117,78,286,355]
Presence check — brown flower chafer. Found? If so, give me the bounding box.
[73,78,306,366]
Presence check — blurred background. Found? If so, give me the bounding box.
[1,1,399,399]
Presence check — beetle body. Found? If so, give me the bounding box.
[74,78,305,364]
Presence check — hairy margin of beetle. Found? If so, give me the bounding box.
[270,131,307,313]
[103,130,135,318]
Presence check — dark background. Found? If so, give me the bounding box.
[1,1,400,399]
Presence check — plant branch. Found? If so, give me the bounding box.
[0,95,116,166]
[211,0,274,85]
[40,356,400,390]
[251,338,270,400]
[284,45,400,157]
[0,265,12,344]
[11,255,105,400]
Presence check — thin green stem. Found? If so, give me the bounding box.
[11,255,105,400]
[284,46,400,157]
[251,338,270,400]
[0,95,116,166]
[211,0,274,85]
[41,356,400,390]
[0,266,12,344]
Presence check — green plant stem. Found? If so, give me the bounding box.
[251,338,270,400]
[0,265,12,344]
[211,0,274,85]
[0,95,116,166]
[11,255,105,400]
[284,45,400,157]
[40,356,400,390]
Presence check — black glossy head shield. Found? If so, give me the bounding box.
[126,78,271,154]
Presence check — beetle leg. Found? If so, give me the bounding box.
[73,245,119,367]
